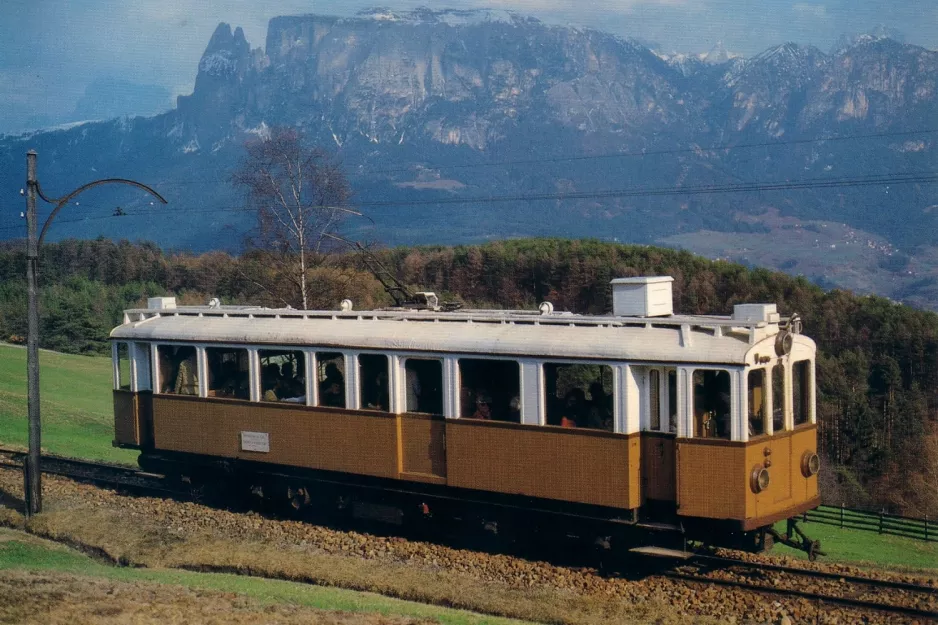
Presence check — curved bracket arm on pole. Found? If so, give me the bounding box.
[37,179,167,247]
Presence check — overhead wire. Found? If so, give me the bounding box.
[120,127,938,186]
[0,168,934,236]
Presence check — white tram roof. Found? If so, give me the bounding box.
[111,305,792,365]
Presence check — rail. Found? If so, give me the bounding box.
[803,504,935,542]
[668,554,938,620]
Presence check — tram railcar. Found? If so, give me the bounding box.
[111,276,822,557]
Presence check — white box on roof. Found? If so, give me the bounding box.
[611,276,673,317]
[733,303,780,323]
[148,297,177,310]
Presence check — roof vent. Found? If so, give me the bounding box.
[611,276,673,317]
[733,303,780,324]
[147,297,176,310]
[413,292,439,310]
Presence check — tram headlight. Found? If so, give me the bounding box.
[801,451,820,478]
[750,466,770,494]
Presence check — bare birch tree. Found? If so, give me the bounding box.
[233,127,353,309]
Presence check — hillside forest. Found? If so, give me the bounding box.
[0,237,936,518]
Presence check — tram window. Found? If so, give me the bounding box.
[667,370,677,433]
[359,354,389,411]
[649,370,661,431]
[206,347,249,399]
[773,365,786,431]
[116,343,131,390]
[748,369,768,437]
[793,360,810,426]
[317,353,345,408]
[135,343,152,391]
[157,345,198,395]
[404,358,443,414]
[459,359,520,422]
[259,349,305,403]
[544,363,613,430]
[693,370,731,439]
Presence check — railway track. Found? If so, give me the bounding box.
[667,554,938,620]
[1,445,935,621]
[0,447,183,498]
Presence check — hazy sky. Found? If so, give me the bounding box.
[2,0,936,133]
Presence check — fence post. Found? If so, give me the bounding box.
[840,503,845,529]
[879,510,884,534]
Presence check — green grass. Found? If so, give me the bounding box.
[0,343,137,464]
[772,519,938,571]
[0,528,527,625]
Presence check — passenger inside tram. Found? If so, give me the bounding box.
[404,359,443,414]
[544,363,613,431]
[470,392,493,420]
[360,354,389,411]
[459,358,520,422]
[205,347,249,399]
[173,347,198,395]
[693,370,731,439]
[560,388,585,427]
[318,358,345,408]
[587,381,613,430]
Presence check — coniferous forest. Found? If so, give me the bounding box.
[0,237,935,517]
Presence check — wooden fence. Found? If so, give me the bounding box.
[802,504,935,542]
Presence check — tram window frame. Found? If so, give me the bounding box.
[258,349,306,403]
[156,345,199,396]
[359,353,390,411]
[646,367,679,434]
[543,362,614,431]
[134,343,152,392]
[747,368,769,437]
[114,342,131,391]
[692,369,732,440]
[772,364,786,432]
[667,369,678,433]
[459,358,521,422]
[793,359,811,427]
[206,347,250,400]
[649,369,661,431]
[404,357,444,415]
[316,352,346,408]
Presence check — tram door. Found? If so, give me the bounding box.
[398,359,447,481]
[641,369,677,504]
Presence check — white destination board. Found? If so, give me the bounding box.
[240,431,270,453]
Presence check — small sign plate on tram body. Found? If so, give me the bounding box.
[240,431,270,453]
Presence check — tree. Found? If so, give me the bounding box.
[233,127,354,309]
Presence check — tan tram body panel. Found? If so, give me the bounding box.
[111,278,821,538]
[153,395,400,479]
[113,389,152,448]
[446,420,641,509]
[641,432,676,502]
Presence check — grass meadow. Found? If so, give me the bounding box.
[0,343,136,464]
[0,527,527,625]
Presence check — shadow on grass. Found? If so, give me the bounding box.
[0,485,25,516]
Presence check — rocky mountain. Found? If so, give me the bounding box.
[72,78,173,123]
[0,10,936,308]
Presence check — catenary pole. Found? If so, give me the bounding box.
[24,151,41,516]
[22,150,166,516]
